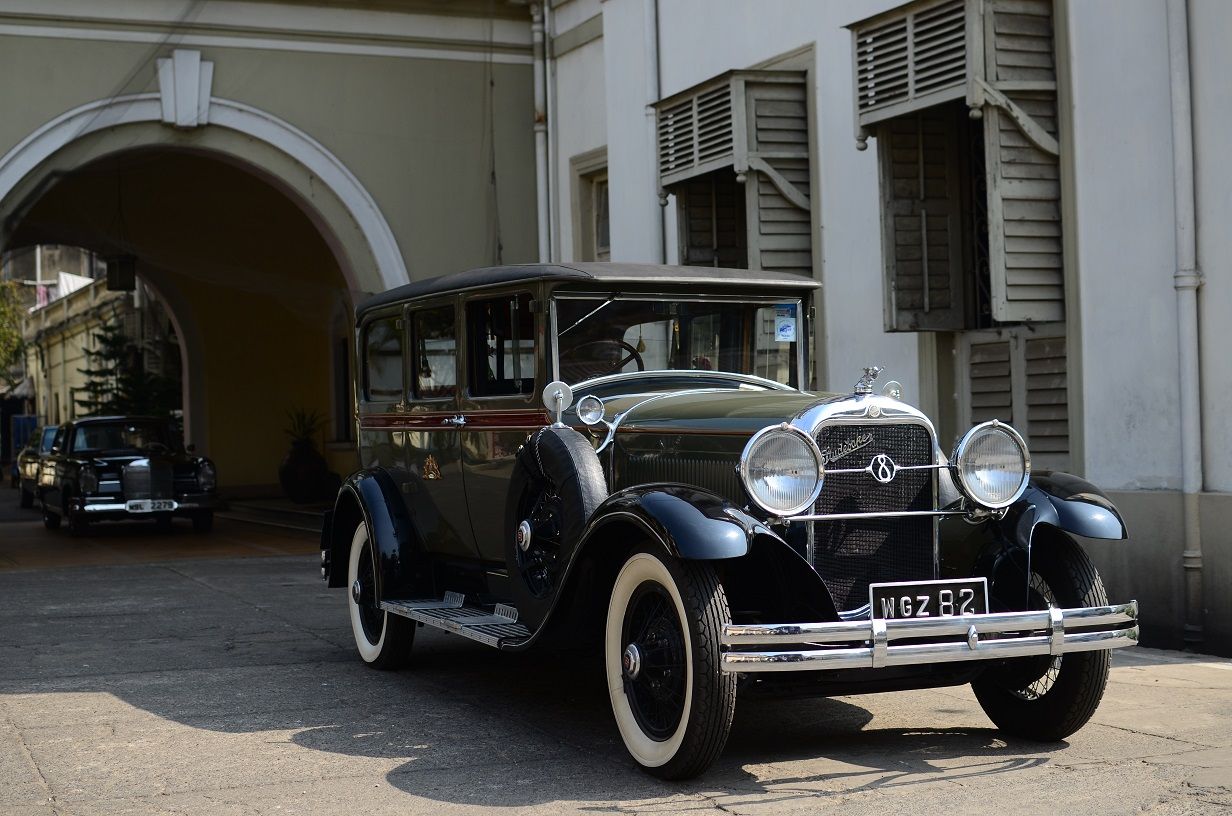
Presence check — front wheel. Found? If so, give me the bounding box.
[605,547,736,780]
[347,521,415,670]
[972,534,1111,741]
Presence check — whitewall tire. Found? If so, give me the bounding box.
[605,548,736,779]
[347,521,414,669]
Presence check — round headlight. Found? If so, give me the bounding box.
[738,424,824,516]
[575,395,605,426]
[198,460,217,492]
[951,421,1030,509]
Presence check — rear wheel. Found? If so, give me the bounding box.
[347,521,415,669]
[972,534,1110,741]
[605,547,735,780]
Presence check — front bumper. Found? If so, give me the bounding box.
[74,493,221,515]
[721,601,1138,673]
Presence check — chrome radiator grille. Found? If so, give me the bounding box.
[122,460,174,500]
[812,422,936,610]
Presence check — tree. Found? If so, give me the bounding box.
[76,320,181,417]
[0,280,23,388]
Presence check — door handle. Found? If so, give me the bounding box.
[441,415,467,427]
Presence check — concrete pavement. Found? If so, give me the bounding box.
[0,500,1229,815]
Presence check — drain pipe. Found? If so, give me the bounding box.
[1166,0,1204,648]
[531,2,550,263]
[646,0,665,263]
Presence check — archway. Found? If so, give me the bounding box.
[0,93,407,494]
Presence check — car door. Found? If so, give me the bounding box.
[457,289,544,582]
[39,424,70,510]
[401,298,481,563]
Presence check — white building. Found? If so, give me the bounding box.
[540,0,1230,654]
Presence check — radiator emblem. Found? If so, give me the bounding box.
[819,431,873,465]
[868,453,898,484]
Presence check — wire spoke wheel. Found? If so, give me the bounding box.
[622,582,688,740]
[516,489,564,599]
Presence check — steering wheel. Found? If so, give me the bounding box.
[560,339,645,379]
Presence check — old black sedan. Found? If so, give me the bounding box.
[38,416,219,534]
[320,263,1139,779]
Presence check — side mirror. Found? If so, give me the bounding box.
[50,445,61,456]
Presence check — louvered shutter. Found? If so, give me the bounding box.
[878,106,965,330]
[657,71,812,276]
[743,78,811,275]
[959,325,1068,470]
[981,0,1063,322]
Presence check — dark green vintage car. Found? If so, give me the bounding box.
[320,263,1138,779]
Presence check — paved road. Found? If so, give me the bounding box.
[0,498,1229,815]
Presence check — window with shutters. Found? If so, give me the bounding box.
[850,0,1064,331]
[654,70,812,277]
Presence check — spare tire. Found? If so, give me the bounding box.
[505,426,608,628]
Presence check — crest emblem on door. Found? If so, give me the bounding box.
[423,454,442,480]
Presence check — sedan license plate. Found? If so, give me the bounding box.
[126,499,177,513]
[870,577,989,620]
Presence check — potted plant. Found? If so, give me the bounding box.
[278,408,340,504]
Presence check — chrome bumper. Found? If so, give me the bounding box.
[77,496,220,514]
[721,601,1139,673]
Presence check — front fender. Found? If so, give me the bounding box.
[582,483,773,559]
[1005,471,1128,545]
[323,469,428,601]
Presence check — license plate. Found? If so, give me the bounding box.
[126,499,177,513]
[870,577,989,620]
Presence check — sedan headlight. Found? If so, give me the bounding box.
[738,424,824,516]
[951,421,1030,509]
[198,460,217,491]
[79,465,99,494]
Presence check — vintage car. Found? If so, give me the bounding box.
[38,415,220,534]
[16,424,58,508]
[320,263,1138,779]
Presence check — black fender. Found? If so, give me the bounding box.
[515,485,840,648]
[321,469,430,602]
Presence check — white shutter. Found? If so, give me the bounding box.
[958,324,1068,470]
[657,82,734,188]
[981,0,1063,322]
[878,107,965,330]
[852,0,968,128]
[743,78,811,275]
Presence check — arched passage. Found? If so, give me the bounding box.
[1,97,406,495]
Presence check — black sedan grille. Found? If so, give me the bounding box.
[812,422,936,611]
[122,460,174,500]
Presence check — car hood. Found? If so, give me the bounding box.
[601,388,844,437]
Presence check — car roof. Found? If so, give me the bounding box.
[356,263,818,322]
[70,416,171,425]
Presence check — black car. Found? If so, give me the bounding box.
[320,263,1139,779]
[39,416,220,534]
[16,424,58,508]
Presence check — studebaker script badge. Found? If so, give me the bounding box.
[819,431,873,466]
[423,454,442,480]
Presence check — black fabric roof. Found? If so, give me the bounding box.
[355,263,818,321]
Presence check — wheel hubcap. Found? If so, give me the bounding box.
[622,643,643,680]
[351,579,363,604]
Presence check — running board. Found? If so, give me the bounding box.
[381,591,530,648]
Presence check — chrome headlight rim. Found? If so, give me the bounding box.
[950,420,1031,510]
[738,422,825,517]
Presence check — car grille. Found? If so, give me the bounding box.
[812,422,936,611]
[122,460,174,500]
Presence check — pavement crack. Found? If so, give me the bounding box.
[1094,721,1218,750]
[4,713,64,815]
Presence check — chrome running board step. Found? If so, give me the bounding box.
[381,591,530,648]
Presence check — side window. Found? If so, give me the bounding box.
[40,427,57,453]
[467,294,535,398]
[52,426,67,454]
[412,306,457,400]
[363,316,403,401]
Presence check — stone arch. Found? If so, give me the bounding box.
[0,92,409,296]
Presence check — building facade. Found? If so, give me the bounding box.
[542,0,1230,653]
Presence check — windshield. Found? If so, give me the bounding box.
[553,295,802,387]
[71,421,177,456]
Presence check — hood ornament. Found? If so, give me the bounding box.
[854,366,883,395]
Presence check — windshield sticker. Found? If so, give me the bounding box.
[775,306,797,343]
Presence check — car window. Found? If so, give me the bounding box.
[40,427,57,454]
[71,421,175,455]
[51,426,67,453]
[363,316,403,401]
[412,306,457,400]
[467,293,534,397]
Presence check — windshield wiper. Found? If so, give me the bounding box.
[558,295,616,338]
